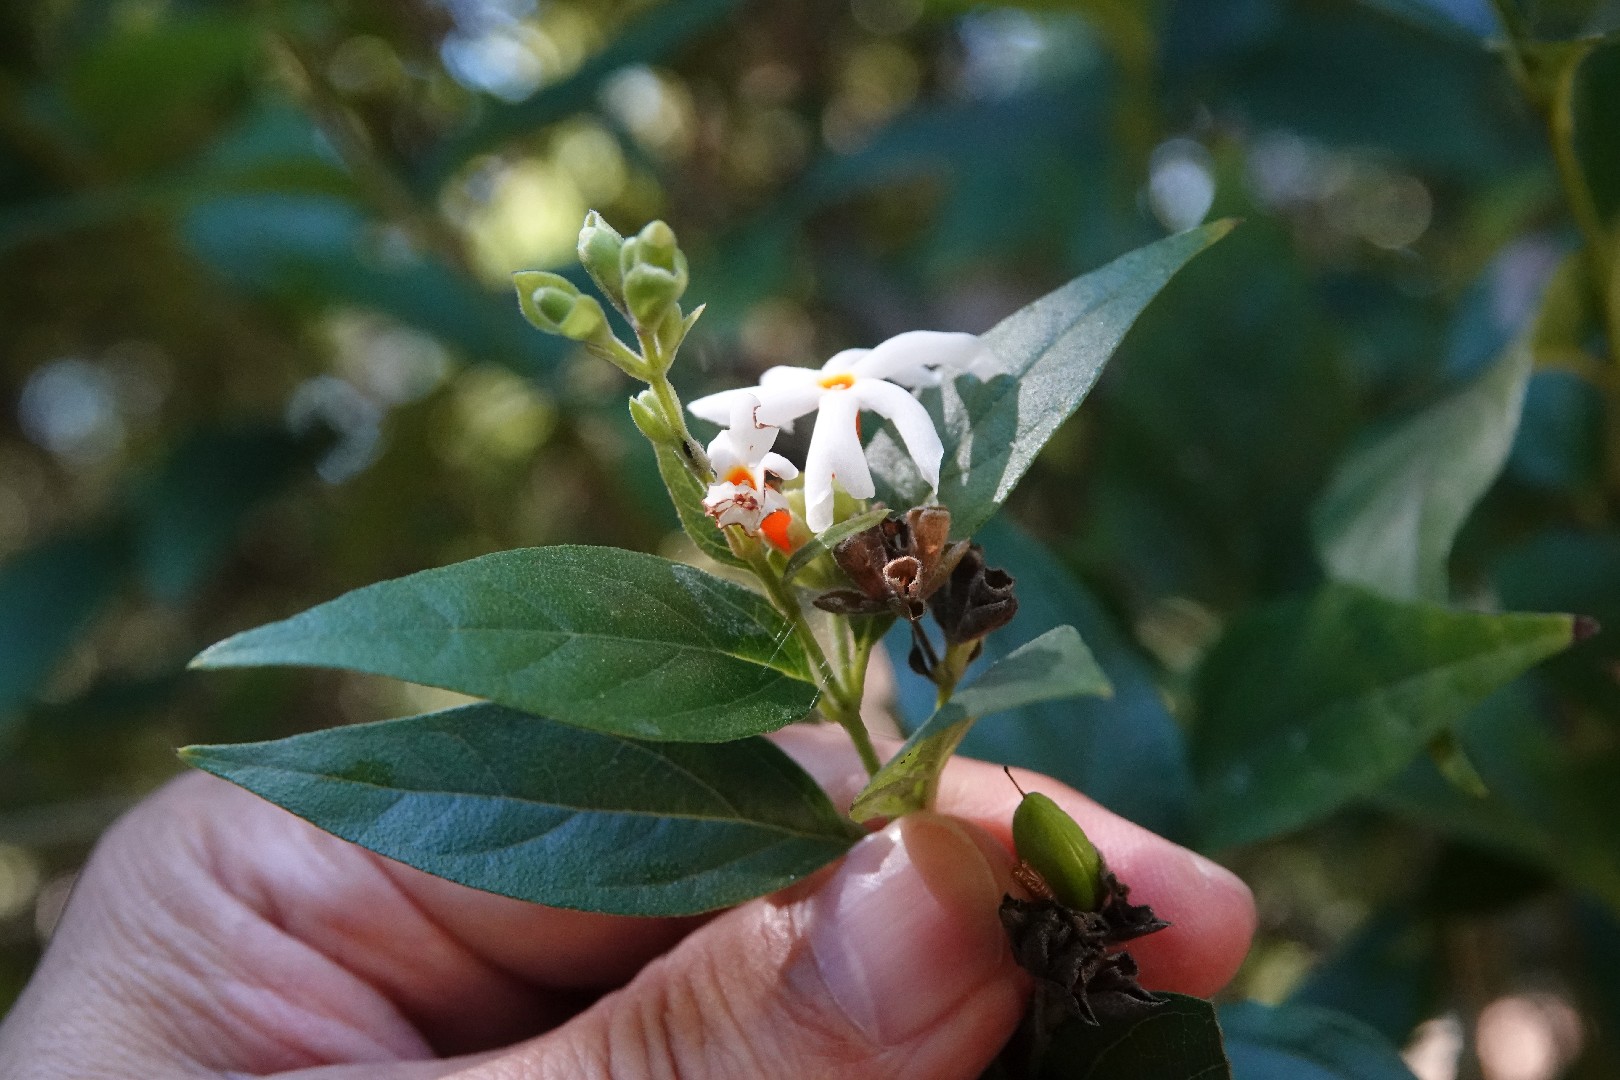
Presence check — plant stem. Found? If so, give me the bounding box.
[736,539,881,775]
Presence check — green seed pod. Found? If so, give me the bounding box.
[513,271,607,342]
[577,210,626,308]
[1011,787,1104,912]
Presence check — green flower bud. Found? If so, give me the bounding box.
[1012,788,1104,912]
[619,220,689,325]
[513,270,607,342]
[628,388,675,444]
[577,210,626,307]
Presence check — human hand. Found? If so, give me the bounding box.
[0,726,1254,1080]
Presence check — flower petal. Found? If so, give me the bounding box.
[852,377,943,490]
[759,451,799,481]
[752,368,824,428]
[688,387,761,426]
[821,348,868,374]
[851,331,988,386]
[803,391,873,532]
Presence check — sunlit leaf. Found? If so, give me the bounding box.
[1312,339,1531,603]
[869,221,1234,536]
[192,546,819,742]
[182,703,859,915]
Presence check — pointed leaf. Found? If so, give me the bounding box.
[1219,1002,1418,1080]
[1192,584,1575,849]
[851,626,1109,822]
[192,546,818,742]
[1312,339,1531,603]
[181,703,859,916]
[869,221,1235,536]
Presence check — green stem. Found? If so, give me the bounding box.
[736,539,880,775]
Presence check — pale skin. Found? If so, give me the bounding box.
[0,726,1256,1080]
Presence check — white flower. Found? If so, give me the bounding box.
[688,331,988,533]
[700,393,799,546]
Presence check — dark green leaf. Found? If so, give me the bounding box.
[1192,583,1575,849]
[781,505,890,584]
[1312,339,1531,603]
[134,423,318,603]
[0,524,131,733]
[1219,1002,1418,1080]
[869,222,1234,536]
[652,441,747,569]
[181,703,858,916]
[1036,992,1230,1079]
[192,546,819,742]
[851,626,1109,822]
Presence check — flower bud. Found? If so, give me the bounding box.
[513,271,607,343]
[577,210,626,307]
[1012,790,1104,912]
[619,220,689,325]
[628,388,675,443]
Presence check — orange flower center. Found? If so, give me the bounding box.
[818,373,856,391]
[725,466,756,489]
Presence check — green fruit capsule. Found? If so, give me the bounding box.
[1011,786,1104,912]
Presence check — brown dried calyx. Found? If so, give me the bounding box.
[812,507,969,621]
[997,874,1168,1073]
[928,544,1017,646]
[812,506,1018,681]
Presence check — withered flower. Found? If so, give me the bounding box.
[812,507,969,621]
[997,871,1168,1071]
[928,544,1017,647]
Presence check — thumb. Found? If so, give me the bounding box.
[476,813,1027,1080]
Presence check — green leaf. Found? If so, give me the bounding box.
[0,524,131,734]
[1219,1002,1418,1080]
[868,221,1234,536]
[1312,339,1532,603]
[191,546,819,742]
[1036,992,1230,1079]
[652,441,747,569]
[1191,583,1575,849]
[181,703,859,916]
[781,505,890,585]
[851,626,1109,822]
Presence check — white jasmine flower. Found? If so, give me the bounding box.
[689,331,988,533]
[701,393,799,548]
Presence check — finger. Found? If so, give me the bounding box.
[773,724,1256,998]
[451,812,1027,1080]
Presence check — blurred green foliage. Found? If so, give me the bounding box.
[4,0,1620,1074]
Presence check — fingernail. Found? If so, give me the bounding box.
[806,813,1012,1046]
